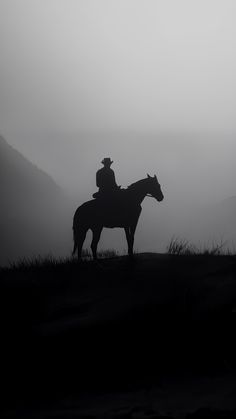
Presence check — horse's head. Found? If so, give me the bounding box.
[146,174,164,202]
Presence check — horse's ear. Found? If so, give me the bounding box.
[147,173,151,178]
[154,174,157,179]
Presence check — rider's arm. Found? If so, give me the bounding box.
[96,170,101,187]
[111,169,118,187]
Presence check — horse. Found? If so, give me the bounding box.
[72,174,164,260]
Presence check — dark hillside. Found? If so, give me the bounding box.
[1,253,236,417]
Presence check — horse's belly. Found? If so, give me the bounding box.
[104,222,125,228]
[103,213,130,228]
[99,204,140,228]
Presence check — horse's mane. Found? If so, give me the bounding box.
[127,178,148,190]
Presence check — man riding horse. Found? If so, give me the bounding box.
[73,170,164,260]
[93,157,121,200]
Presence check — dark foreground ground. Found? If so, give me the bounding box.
[1,253,236,418]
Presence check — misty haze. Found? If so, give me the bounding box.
[2,3,236,418]
[1,0,236,264]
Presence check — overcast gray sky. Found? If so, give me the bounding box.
[0,0,236,206]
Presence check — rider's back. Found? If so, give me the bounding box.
[96,166,117,193]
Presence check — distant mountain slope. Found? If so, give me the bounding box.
[0,135,62,205]
[0,135,72,265]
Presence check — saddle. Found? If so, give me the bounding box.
[92,187,124,201]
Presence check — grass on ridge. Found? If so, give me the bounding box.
[1,239,235,273]
[166,237,232,256]
[1,248,120,272]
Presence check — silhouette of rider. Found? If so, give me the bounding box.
[93,158,119,199]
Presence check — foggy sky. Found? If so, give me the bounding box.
[0,0,236,207]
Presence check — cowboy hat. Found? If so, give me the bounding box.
[101,157,113,165]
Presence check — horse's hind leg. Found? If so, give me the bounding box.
[74,228,87,260]
[91,227,102,260]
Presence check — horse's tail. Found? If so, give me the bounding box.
[72,227,77,256]
[72,210,78,256]
[72,202,91,258]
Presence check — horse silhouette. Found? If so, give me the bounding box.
[72,174,164,260]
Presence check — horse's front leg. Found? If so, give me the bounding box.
[129,231,134,256]
[127,216,140,257]
[91,227,102,260]
[125,227,133,257]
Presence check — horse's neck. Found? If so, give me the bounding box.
[127,181,148,204]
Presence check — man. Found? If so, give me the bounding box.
[93,158,119,198]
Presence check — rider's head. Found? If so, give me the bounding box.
[102,157,113,167]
